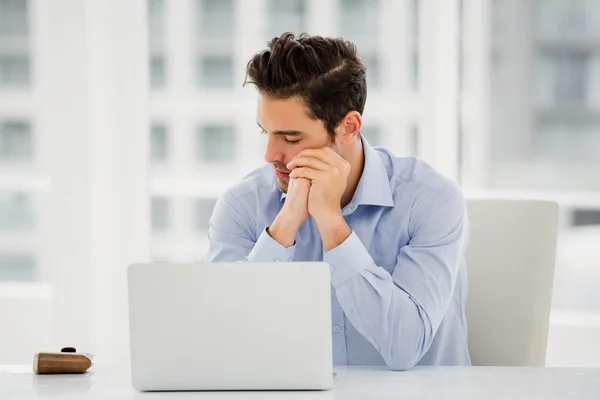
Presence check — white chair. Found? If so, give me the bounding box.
[465,198,559,366]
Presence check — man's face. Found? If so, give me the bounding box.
[257,94,335,193]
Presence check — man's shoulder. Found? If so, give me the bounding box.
[374,147,466,226]
[374,147,459,195]
[221,163,278,203]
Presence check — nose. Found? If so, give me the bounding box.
[264,134,285,164]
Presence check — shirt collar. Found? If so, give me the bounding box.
[279,135,394,208]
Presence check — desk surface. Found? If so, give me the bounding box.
[1,365,599,399]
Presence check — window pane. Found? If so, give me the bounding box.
[150,56,165,89]
[0,0,28,37]
[0,253,35,281]
[148,0,165,42]
[339,0,379,38]
[198,56,233,88]
[198,0,234,39]
[409,123,420,156]
[363,54,381,89]
[536,52,589,107]
[409,0,420,91]
[195,198,217,231]
[0,192,34,230]
[0,121,32,160]
[150,124,167,162]
[534,123,600,164]
[197,124,235,163]
[151,197,169,231]
[361,126,381,146]
[479,0,600,190]
[536,0,600,39]
[267,0,306,38]
[0,55,29,87]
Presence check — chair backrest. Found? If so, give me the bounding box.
[465,198,558,366]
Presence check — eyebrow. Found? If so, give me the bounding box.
[256,121,304,137]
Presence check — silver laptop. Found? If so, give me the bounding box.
[127,262,333,391]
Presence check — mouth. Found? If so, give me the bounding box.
[274,169,291,180]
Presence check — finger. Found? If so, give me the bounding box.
[288,177,311,189]
[289,167,325,181]
[287,157,332,172]
[293,148,331,164]
[295,147,346,170]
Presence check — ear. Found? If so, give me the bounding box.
[336,111,362,145]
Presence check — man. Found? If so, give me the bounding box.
[207,33,470,370]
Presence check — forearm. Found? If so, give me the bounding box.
[334,264,432,371]
[207,191,300,263]
[268,212,302,248]
[325,233,432,370]
[313,211,352,252]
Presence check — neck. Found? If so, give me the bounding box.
[340,138,365,209]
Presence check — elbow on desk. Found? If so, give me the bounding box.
[384,354,420,371]
[381,339,427,371]
[382,318,434,371]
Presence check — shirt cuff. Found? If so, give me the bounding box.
[246,227,296,262]
[324,231,373,288]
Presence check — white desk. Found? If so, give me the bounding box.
[1,365,599,399]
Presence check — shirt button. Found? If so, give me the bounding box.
[333,325,341,333]
[330,265,335,273]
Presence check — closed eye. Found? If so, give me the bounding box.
[283,137,300,144]
[260,129,300,144]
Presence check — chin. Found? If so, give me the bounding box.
[277,179,289,194]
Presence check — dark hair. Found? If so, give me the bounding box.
[244,32,367,139]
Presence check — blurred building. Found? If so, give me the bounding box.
[0,0,35,281]
[488,0,600,192]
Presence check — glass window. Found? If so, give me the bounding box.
[339,0,379,38]
[198,56,233,88]
[0,253,35,281]
[197,124,235,163]
[267,0,306,38]
[363,54,381,89]
[534,123,600,165]
[0,0,28,37]
[195,198,217,231]
[409,123,420,156]
[481,0,600,191]
[536,52,589,107]
[410,0,420,91]
[536,0,599,39]
[0,121,32,161]
[198,0,234,39]
[0,55,29,87]
[151,197,169,231]
[150,56,166,89]
[0,192,34,230]
[148,0,165,42]
[150,124,168,162]
[361,126,381,146]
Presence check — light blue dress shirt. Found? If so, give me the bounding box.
[207,137,471,370]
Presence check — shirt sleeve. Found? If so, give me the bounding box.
[206,189,296,263]
[324,182,469,371]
